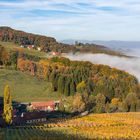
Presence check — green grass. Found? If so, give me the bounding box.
[0,69,62,102]
[0,41,47,58]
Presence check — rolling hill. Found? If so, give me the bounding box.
[0,26,125,56]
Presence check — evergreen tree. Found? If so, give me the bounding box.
[58,76,65,94]
[70,79,76,96]
[10,51,18,69]
[64,79,70,96]
[87,78,94,94]
[50,71,57,91]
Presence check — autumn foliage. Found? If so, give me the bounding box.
[0,46,140,113]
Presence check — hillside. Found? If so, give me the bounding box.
[0,42,140,113]
[0,69,61,102]
[0,26,125,56]
[0,26,76,53]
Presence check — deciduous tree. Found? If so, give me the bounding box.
[3,85,13,125]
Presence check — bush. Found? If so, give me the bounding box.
[124,93,139,112]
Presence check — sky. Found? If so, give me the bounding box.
[0,0,140,41]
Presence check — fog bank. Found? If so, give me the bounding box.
[65,53,140,82]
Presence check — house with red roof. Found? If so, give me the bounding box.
[28,101,59,112]
[51,51,61,56]
[27,45,34,50]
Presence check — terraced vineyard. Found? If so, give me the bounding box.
[1,112,140,140]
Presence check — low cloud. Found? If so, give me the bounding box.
[65,53,140,82]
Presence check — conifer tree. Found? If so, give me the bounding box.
[64,79,70,96]
[70,79,76,96]
[58,76,65,94]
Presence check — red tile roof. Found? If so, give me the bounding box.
[31,101,55,108]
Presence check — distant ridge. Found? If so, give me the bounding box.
[0,26,124,56]
[62,39,140,57]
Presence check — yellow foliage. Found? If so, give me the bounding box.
[3,85,13,125]
[77,81,86,91]
[111,98,120,106]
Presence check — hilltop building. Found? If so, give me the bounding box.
[27,101,59,112]
[51,51,61,56]
[20,44,35,50]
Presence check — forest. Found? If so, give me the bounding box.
[0,44,140,114]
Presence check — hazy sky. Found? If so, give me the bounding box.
[0,0,140,41]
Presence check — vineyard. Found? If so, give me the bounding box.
[0,112,140,140]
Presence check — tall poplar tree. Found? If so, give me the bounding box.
[3,85,13,125]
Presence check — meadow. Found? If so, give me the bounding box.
[0,112,140,140]
[0,69,62,102]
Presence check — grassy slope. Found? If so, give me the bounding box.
[0,69,62,102]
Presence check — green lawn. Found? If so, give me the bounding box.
[0,69,62,102]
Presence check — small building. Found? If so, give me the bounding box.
[20,45,25,48]
[51,51,61,56]
[37,47,41,51]
[29,101,59,112]
[27,45,34,50]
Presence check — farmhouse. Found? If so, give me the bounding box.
[51,51,61,56]
[27,45,34,50]
[28,101,59,112]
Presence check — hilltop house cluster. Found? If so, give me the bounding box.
[20,44,61,56]
[20,44,41,51]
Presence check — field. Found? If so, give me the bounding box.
[0,112,140,140]
[0,69,62,102]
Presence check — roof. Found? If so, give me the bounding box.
[31,101,55,107]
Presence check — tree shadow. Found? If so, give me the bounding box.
[3,126,91,140]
